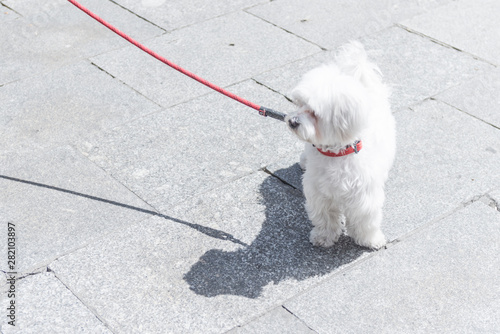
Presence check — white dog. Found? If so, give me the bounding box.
[286,42,396,249]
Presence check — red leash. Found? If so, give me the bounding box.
[67,0,285,121]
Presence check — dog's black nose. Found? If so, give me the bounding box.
[288,117,300,129]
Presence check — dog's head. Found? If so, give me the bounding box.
[285,42,383,147]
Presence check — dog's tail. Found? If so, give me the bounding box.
[336,41,383,88]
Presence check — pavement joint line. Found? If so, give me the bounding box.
[432,97,500,131]
[48,267,118,334]
[106,0,167,34]
[100,76,166,116]
[0,2,21,16]
[1,268,44,282]
[281,305,318,333]
[101,75,270,125]
[89,61,116,79]
[261,166,300,191]
[277,245,383,309]
[394,23,498,68]
[165,6,261,34]
[252,78,294,104]
[244,9,328,51]
[387,191,499,248]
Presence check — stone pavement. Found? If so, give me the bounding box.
[1,0,499,332]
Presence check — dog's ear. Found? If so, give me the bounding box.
[336,41,382,88]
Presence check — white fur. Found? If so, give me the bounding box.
[286,41,396,249]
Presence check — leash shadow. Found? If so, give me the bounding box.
[183,164,367,299]
[0,175,247,247]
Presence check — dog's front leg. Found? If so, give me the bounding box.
[305,197,343,248]
[344,188,386,249]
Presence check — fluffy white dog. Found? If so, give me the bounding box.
[286,42,396,249]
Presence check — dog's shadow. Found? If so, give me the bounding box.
[183,164,367,299]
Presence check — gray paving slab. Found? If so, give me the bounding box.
[0,271,112,333]
[227,307,314,334]
[247,0,453,50]
[50,171,371,333]
[401,0,500,65]
[0,60,161,151]
[90,10,321,108]
[254,26,494,112]
[435,68,500,129]
[284,201,500,334]
[383,99,500,240]
[82,79,301,211]
[0,145,152,273]
[111,0,267,31]
[0,0,163,85]
[360,27,495,111]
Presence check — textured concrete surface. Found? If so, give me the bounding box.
[1,0,499,332]
[90,11,320,108]
[49,172,370,333]
[0,0,163,85]
[0,145,153,273]
[435,68,500,129]
[1,272,112,333]
[247,0,455,50]
[284,201,500,333]
[401,0,500,65]
[0,60,161,150]
[81,80,301,210]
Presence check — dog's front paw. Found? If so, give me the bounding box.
[309,227,340,248]
[353,231,386,250]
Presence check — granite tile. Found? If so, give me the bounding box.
[285,201,500,333]
[91,11,321,108]
[1,272,112,333]
[0,0,164,84]
[50,172,370,333]
[247,0,454,50]
[0,145,153,273]
[401,0,500,65]
[0,60,161,150]
[254,27,494,113]
[82,80,301,211]
[360,27,494,111]
[435,68,500,129]
[111,0,267,31]
[384,99,500,240]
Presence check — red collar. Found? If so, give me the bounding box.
[316,140,362,157]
